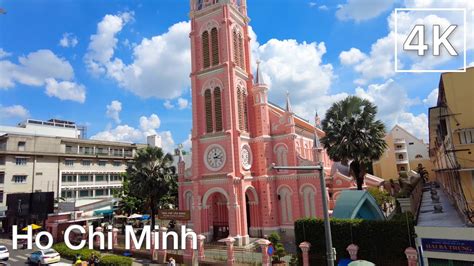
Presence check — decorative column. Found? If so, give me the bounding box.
[157,227,168,263]
[405,247,418,266]
[197,234,206,261]
[150,230,158,262]
[224,237,235,266]
[94,227,103,247]
[299,241,311,266]
[346,244,359,260]
[112,228,119,247]
[256,239,271,266]
[184,229,197,266]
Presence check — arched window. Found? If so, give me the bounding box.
[398,154,404,160]
[238,32,245,69]
[275,145,288,166]
[233,30,239,66]
[214,87,223,131]
[197,0,203,10]
[185,191,193,211]
[205,89,213,133]
[202,31,210,68]
[243,90,248,131]
[237,88,244,131]
[302,186,316,217]
[211,28,219,66]
[415,154,423,159]
[279,187,292,223]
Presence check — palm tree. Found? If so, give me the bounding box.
[125,146,176,228]
[321,96,387,190]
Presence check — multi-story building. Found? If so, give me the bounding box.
[428,67,474,225]
[373,125,434,180]
[0,119,147,211]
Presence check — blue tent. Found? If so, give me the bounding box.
[140,215,150,220]
[332,190,385,220]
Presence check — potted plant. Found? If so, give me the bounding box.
[268,232,286,265]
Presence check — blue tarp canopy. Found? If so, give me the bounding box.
[140,215,150,220]
[93,209,113,216]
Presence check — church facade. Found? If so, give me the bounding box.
[177,0,382,246]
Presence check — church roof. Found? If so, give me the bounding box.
[268,102,324,135]
[332,190,385,220]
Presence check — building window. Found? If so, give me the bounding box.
[205,89,213,133]
[242,90,248,131]
[0,190,3,203]
[0,156,5,165]
[65,145,73,153]
[459,129,474,144]
[95,189,105,196]
[62,175,76,183]
[237,88,248,132]
[81,160,92,166]
[415,154,423,159]
[95,175,105,182]
[238,32,244,69]
[398,154,404,160]
[79,175,90,182]
[13,175,27,184]
[302,186,316,218]
[110,175,122,182]
[61,191,74,198]
[15,158,27,165]
[0,172,3,184]
[98,160,107,166]
[202,31,210,68]
[65,159,74,166]
[113,161,122,167]
[278,187,293,223]
[214,87,223,132]
[79,190,90,198]
[17,141,26,151]
[211,27,219,66]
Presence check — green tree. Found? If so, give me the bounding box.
[321,96,387,190]
[125,146,177,228]
[268,232,286,263]
[416,163,429,182]
[113,178,144,215]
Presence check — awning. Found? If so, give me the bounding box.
[93,209,113,216]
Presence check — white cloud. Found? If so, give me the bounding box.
[85,13,191,100]
[339,48,367,65]
[336,0,395,21]
[0,105,30,119]
[139,114,161,134]
[0,49,74,89]
[181,133,192,151]
[44,78,86,103]
[355,79,428,141]
[319,5,329,11]
[106,100,122,123]
[0,48,11,59]
[177,98,189,109]
[84,12,134,75]
[91,113,177,152]
[0,49,86,102]
[423,88,438,107]
[309,2,317,7]
[397,112,429,142]
[163,100,174,109]
[59,33,78,48]
[256,38,334,107]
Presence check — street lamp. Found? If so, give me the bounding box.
[272,162,335,266]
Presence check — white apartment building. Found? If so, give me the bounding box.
[0,119,148,210]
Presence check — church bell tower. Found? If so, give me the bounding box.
[188,0,255,245]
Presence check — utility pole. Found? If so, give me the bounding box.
[272,162,335,266]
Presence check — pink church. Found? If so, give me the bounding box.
[177,0,383,246]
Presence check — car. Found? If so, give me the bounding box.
[0,245,9,261]
[27,249,60,265]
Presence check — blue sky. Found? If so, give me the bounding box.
[1,0,472,151]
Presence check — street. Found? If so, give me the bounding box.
[0,237,73,266]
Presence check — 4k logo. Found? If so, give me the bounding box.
[403,25,458,56]
[395,8,467,73]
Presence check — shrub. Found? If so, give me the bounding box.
[52,243,132,266]
[295,217,415,265]
[268,232,286,263]
[100,254,132,266]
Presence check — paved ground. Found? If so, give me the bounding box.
[0,237,73,266]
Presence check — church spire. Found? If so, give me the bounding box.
[314,111,321,129]
[285,91,292,112]
[254,60,265,85]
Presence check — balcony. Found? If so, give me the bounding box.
[394,138,406,144]
[396,159,409,164]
